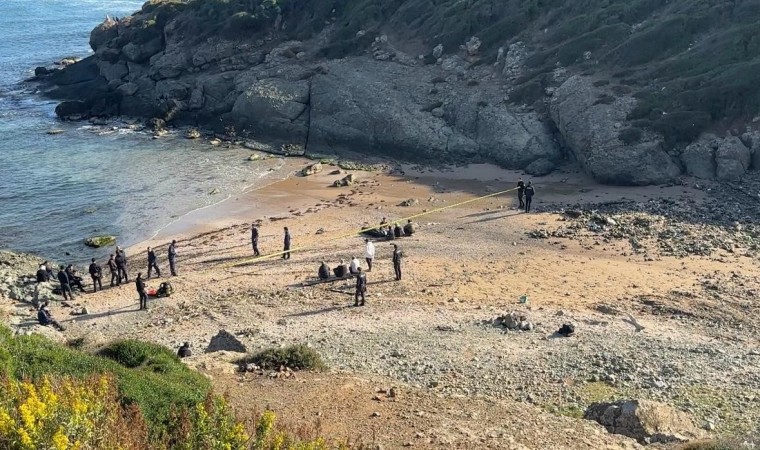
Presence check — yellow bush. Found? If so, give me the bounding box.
[0,375,146,450]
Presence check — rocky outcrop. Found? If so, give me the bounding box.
[682,134,751,181]
[84,235,116,248]
[550,76,681,185]
[585,399,705,444]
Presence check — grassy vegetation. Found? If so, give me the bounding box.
[238,344,326,371]
[0,326,341,449]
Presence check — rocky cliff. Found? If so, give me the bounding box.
[37,0,760,184]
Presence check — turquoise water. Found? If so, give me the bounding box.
[0,0,272,263]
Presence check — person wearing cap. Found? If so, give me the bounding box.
[392,244,403,281]
[364,239,375,272]
[354,267,367,307]
[136,272,148,310]
[89,258,103,293]
[168,240,178,276]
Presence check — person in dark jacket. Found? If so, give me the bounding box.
[66,265,86,293]
[168,240,178,276]
[106,254,119,287]
[136,272,148,310]
[524,181,535,213]
[333,260,348,278]
[392,244,403,281]
[386,225,395,241]
[42,261,54,280]
[403,219,417,236]
[318,261,330,280]
[517,178,525,209]
[37,302,65,331]
[354,267,367,307]
[394,223,404,238]
[115,247,128,283]
[36,264,49,283]
[178,342,192,358]
[57,265,74,300]
[282,227,291,260]
[251,225,260,256]
[89,258,103,293]
[147,246,160,278]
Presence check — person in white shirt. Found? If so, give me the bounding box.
[349,256,360,274]
[364,239,375,271]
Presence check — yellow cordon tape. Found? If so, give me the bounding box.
[222,186,520,268]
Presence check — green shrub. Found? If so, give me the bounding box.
[239,345,326,371]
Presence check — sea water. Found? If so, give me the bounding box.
[0,0,277,263]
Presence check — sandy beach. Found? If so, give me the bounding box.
[4,158,760,448]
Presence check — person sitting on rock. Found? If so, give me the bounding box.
[177,342,192,358]
[36,264,49,283]
[318,261,330,280]
[403,219,417,236]
[66,264,86,293]
[37,302,65,331]
[394,223,404,238]
[349,256,360,275]
[333,260,349,278]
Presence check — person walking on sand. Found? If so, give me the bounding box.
[517,177,525,210]
[168,240,178,276]
[115,247,128,283]
[147,246,161,278]
[524,181,535,213]
[136,272,148,310]
[251,224,261,257]
[364,239,375,272]
[89,258,103,293]
[354,267,367,307]
[107,254,118,287]
[392,244,403,281]
[282,227,291,260]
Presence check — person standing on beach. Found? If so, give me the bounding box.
[89,258,103,293]
[136,272,148,310]
[107,254,118,287]
[517,178,525,210]
[251,225,261,257]
[364,239,375,272]
[115,247,129,283]
[57,265,74,300]
[354,267,367,307]
[168,240,178,276]
[524,181,535,213]
[392,244,403,281]
[282,227,291,260]
[147,247,161,278]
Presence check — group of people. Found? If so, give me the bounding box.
[516,178,536,213]
[35,240,181,327]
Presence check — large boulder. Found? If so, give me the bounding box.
[715,136,751,181]
[681,135,718,179]
[55,101,89,120]
[551,76,681,185]
[584,399,705,444]
[205,330,247,353]
[89,18,119,52]
[524,158,556,176]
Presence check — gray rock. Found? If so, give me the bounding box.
[715,136,751,181]
[432,44,443,59]
[525,158,555,176]
[464,36,481,56]
[301,162,323,176]
[431,107,445,118]
[205,329,247,353]
[584,399,705,444]
[228,78,309,143]
[55,101,89,119]
[681,135,717,179]
[551,76,681,185]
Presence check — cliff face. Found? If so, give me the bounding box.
[40,0,760,184]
